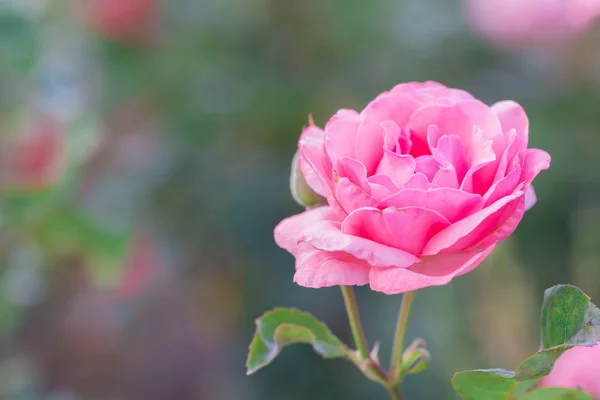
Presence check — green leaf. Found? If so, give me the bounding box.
[452,285,600,399]
[540,285,600,349]
[520,388,594,400]
[246,308,351,375]
[514,285,600,380]
[452,369,537,400]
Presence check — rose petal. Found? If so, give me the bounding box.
[294,250,370,288]
[369,245,495,294]
[367,174,399,200]
[274,207,338,256]
[433,134,469,183]
[324,110,361,163]
[474,195,526,250]
[356,93,421,173]
[406,100,504,159]
[335,157,369,191]
[298,125,332,196]
[334,176,378,214]
[376,149,416,187]
[299,220,420,268]
[404,173,434,190]
[482,156,522,207]
[524,185,537,211]
[460,131,496,194]
[390,81,474,103]
[342,206,450,255]
[492,100,529,163]
[423,190,524,255]
[379,188,482,223]
[520,148,551,184]
[415,155,439,181]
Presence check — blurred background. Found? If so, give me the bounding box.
[0,0,599,399]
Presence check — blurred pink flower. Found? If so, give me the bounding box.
[0,115,67,191]
[465,0,600,45]
[538,343,600,397]
[74,0,157,44]
[275,81,550,294]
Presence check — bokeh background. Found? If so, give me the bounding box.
[0,0,599,399]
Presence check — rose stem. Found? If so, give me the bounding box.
[390,291,416,376]
[340,285,370,360]
[387,386,404,400]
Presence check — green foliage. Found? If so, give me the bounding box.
[0,12,37,75]
[453,285,600,399]
[246,308,351,375]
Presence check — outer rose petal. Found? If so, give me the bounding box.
[341,206,450,255]
[521,148,551,184]
[524,185,536,211]
[300,220,420,268]
[274,207,338,256]
[423,190,524,255]
[538,343,600,398]
[298,125,331,196]
[369,245,495,294]
[294,250,370,288]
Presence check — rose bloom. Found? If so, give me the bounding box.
[0,115,66,191]
[275,81,550,294]
[465,0,600,46]
[538,343,600,398]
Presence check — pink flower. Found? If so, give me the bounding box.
[274,81,550,294]
[74,0,157,44]
[465,0,600,46]
[0,114,67,191]
[538,344,600,398]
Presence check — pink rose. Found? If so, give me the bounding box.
[538,343,600,398]
[465,0,600,46]
[274,81,550,294]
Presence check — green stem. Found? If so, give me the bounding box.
[390,291,416,377]
[340,285,370,360]
[387,385,404,400]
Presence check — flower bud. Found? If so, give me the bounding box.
[401,338,431,375]
[289,150,327,209]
